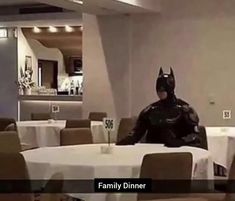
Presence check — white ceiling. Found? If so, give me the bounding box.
[0,0,161,14]
[36,0,83,12]
[0,0,82,27]
[0,0,160,27]
[37,0,161,15]
[0,0,36,6]
[0,12,82,27]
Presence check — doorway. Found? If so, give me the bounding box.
[38,59,58,89]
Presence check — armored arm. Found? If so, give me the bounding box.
[181,105,201,145]
[116,108,149,145]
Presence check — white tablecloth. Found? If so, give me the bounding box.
[17,120,106,148]
[22,143,214,201]
[206,127,235,171]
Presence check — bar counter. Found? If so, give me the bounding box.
[18,95,82,101]
[18,95,83,121]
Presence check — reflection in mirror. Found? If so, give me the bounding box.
[38,59,58,89]
[18,26,83,96]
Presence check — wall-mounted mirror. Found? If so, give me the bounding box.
[18,26,83,95]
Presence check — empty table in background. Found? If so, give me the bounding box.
[206,127,235,172]
[17,120,106,149]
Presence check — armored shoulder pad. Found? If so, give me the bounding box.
[141,105,151,113]
[137,105,152,120]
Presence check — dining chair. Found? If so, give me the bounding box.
[0,131,21,153]
[65,119,91,128]
[0,152,32,201]
[138,152,193,201]
[224,155,235,201]
[60,128,93,146]
[199,125,227,192]
[116,117,136,142]
[139,155,235,201]
[31,113,51,120]
[88,112,107,121]
[198,126,208,150]
[0,118,17,131]
[138,198,208,201]
[0,152,64,201]
[40,172,64,201]
[197,126,227,192]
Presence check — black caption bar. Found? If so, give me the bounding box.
[0,179,234,193]
[94,179,151,193]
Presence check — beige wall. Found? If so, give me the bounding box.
[0,28,18,119]
[83,14,131,123]
[130,0,235,126]
[83,0,235,126]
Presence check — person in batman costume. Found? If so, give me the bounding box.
[116,67,201,147]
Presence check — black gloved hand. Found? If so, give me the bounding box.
[116,136,135,145]
[182,134,200,145]
[163,130,185,147]
[164,138,185,147]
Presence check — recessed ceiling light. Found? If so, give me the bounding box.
[48,26,57,33]
[79,26,83,31]
[65,25,74,32]
[33,26,41,33]
[70,0,83,5]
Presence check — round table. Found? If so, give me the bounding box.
[22,143,214,201]
[17,120,106,149]
[206,127,235,171]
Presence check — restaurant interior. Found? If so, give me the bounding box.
[0,0,235,201]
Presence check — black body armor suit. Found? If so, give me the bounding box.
[117,68,201,147]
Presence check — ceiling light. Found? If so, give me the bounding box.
[65,25,74,32]
[0,28,7,38]
[48,26,57,33]
[33,26,41,33]
[79,26,83,31]
[70,0,83,4]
